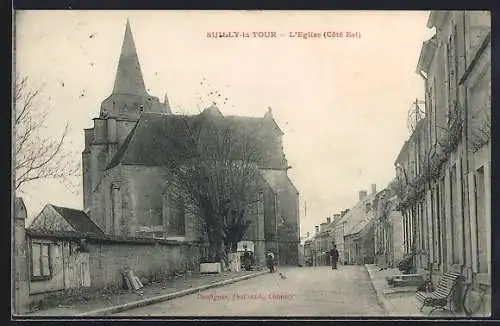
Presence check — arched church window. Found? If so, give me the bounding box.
[174,198,186,236]
[111,182,121,235]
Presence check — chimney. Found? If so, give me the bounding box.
[359,190,368,201]
[315,226,319,234]
[327,217,331,224]
[334,214,341,222]
[306,232,310,238]
[371,184,377,195]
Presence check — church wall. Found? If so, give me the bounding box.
[262,182,277,242]
[278,181,300,240]
[125,165,169,229]
[82,151,92,211]
[89,144,107,194]
[123,165,200,241]
[91,165,166,237]
[260,175,300,265]
[90,166,123,234]
[257,129,285,169]
[277,181,300,265]
[119,165,201,241]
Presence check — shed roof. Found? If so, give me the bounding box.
[51,205,105,236]
[28,204,105,237]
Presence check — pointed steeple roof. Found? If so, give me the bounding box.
[112,19,147,96]
[164,92,170,111]
[264,106,273,119]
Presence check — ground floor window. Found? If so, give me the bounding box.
[31,242,51,280]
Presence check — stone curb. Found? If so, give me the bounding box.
[364,264,393,317]
[78,271,268,316]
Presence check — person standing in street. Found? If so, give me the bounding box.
[330,245,339,270]
[266,251,275,273]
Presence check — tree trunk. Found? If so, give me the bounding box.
[208,238,221,261]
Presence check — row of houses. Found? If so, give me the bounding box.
[303,184,403,267]
[304,10,491,315]
[394,10,491,314]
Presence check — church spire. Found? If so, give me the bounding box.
[164,92,170,111]
[112,19,147,96]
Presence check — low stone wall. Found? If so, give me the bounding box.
[87,238,202,288]
[23,231,203,311]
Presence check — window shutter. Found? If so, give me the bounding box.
[426,190,433,261]
[484,160,491,275]
[444,169,452,267]
[32,243,41,277]
[456,158,464,265]
[468,172,478,273]
[41,244,50,276]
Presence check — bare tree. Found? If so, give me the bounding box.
[163,106,263,265]
[14,76,79,192]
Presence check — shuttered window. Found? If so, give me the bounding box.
[31,242,51,280]
[31,244,41,277]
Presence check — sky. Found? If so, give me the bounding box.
[14,10,435,235]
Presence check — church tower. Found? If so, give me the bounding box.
[82,20,171,212]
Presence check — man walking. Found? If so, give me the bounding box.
[330,245,339,270]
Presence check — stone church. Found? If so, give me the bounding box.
[82,20,300,265]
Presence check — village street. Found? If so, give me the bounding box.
[13,11,491,319]
[114,265,384,317]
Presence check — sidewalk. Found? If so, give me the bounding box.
[365,264,423,317]
[23,270,267,317]
[365,264,465,318]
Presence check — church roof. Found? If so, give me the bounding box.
[112,19,147,96]
[106,113,195,169]
[106,109,285,170]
